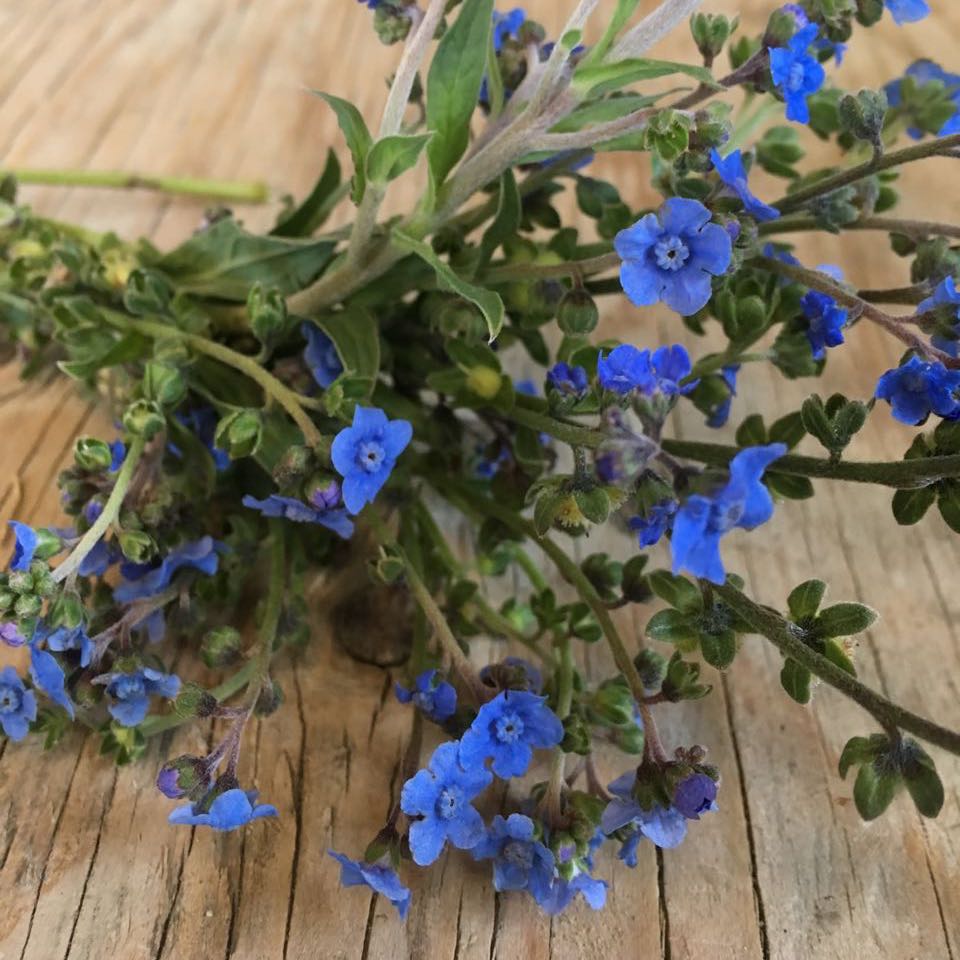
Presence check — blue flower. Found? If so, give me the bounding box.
[0,666,36,741]
[769,24,826,124]
[886,61,960,138]
[706,364,740,428]
[400,741,492,865]
[546,362,589,397]
[77,538,118,577]
[113,537,221,603]
[47,625,95,667]
[169,788,278,830]
[329,851,411,920]
[650,345,699,396]
[458,689,563,778]
[109,440,126,472]
[303,323,343,389]
[629,500,677,548]
[709,148,780,222]
[615,198,732,315]
[331,406,413,515]
[395,669,457,724]
[30,646,74,719]
[94,666,181,727]
[171,408,230,472]
[0,622,27,647]
[875,356,960,425]
[9,521,38,572]
[597,344,652,395]
[242,488,354,540]
[492,8,526,52]
[801,267,848,359]
[536,871,607,915]
[672,773,719,820]
[671,443,787,584]
[920,276,960,355]
[472,814,555,900]
[600,772,687,861]
[779,4,845,63]
[885,0,930,24]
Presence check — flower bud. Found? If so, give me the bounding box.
[248,283,289,348]
[374,2,413,45]
[74,437,114,472]
[14,594,42,618]
[556,289,599,335]
[272,444,314,488]
[561,713,592,755]
[634,647,669,690]
[839,89,887,153]
[119,529,157,564]
[255,678,283,716]
[466,366,502,400]
[157,754,212,800]
[201,626,242,669]
[690,12,738,64]
[123,399,165,440]
[173,682,219,719]
[123,268,172,315]
[590,679,636,728]
[214,409,263,460]
[143,361,187,408]
[8,570,34,594]
[621,556,653,604]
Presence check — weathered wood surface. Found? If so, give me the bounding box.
[0,2,958,958]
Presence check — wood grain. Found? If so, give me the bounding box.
[0,2,958,957]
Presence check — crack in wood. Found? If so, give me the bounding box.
[282,663,307,960]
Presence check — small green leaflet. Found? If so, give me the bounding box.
[478,170,520,266]
[393,229,504,341]
[309,307,380,398]
[366,133,432,185]
[312,91,373,203]
[426,0,495,186]
[572,58,720,98]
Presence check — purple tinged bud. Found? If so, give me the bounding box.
[0,622,27,647]
[309,479,342,511]
[156,755,210,800]
[673,773,719,820]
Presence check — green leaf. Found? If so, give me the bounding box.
[58,331,152,381]
[735,414,767,447]
[367,133,432,185]
[572,57,719,99]
[937,480,960,533]
[901,742,944,818]
[581,0,643,65]
[647,570,703,614]
[780,658,811,704]
[800,394,835,451]
[310,307,380,393]
[787,579,827,621]
[313,91,373,203]
[838,734,887,778]
[853,760,900,821]
[765,473,814,500]
[156,218,335,301]
[816,602,878,638]
[393,229,504,341]
[574,487,610,524]
[549,93,663,133]
[645,609,700,650]
[769,411,807,449]
[426,0,495,186]
[892,485,936,525]
[700,628,737,669]
[271,149,342,237]
[533,489,565,535]
[479,170,521,266]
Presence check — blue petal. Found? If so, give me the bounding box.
[400,768,439,816]
[639,806,688,848]
[619,259,664,307]
[660,196,711,235]
[381,418,413,459]
[29,647,75,719]
[9,521,38,572]
[109,693,149,727]
[613,213,663,261]
[408,815,448,866]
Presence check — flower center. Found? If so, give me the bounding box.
[114,675,145,700]
[494,710,524,743]
[709,498,744,533]
[787,61,806,93]
[0,685,22,713]
[654,236,690,272]
[436,786,464,820]
[502,840,534,870]
[357,440,386,473]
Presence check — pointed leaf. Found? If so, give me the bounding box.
[853,760,900,821]
[271,149,342,237]
[787,579,827,621]
[367,133,432,185]
[313,92,373,203]
[780,658,811,704]
[892,485,936,525]
[817,602,878,639]
[647,570,704,614]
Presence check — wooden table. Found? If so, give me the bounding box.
[0,2,958,957]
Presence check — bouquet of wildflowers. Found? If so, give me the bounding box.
[2,0,959,920]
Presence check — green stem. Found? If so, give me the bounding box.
[715,583,960,756]
[506,398,607,448]
[759,214,960,242]
[513,546,549,592]
[8,167,269,203]
[52,434,146,583]
[250,521,287,703]
[368,512,487,704]
[772,133,960,216]
[541,634,574,822]
[660,437,960,489]
[472,594,555,665]
[484,250,619,284]
[116,316,325,448]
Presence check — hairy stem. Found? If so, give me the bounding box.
[715,583,960,756]
[52,434,146,584]
[759,214,960,242]
[773,133,960,216]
